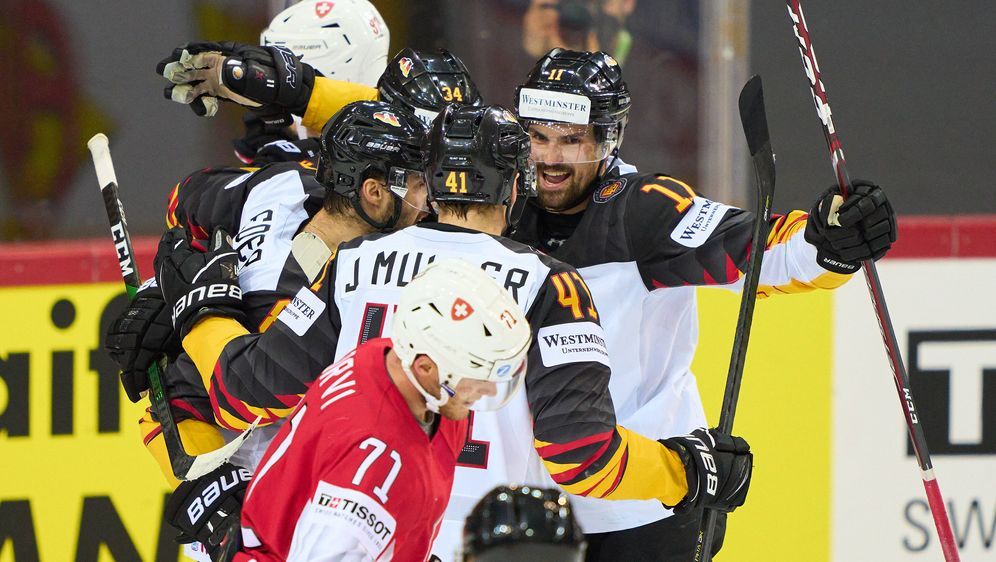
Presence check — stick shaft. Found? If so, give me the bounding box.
[785,3,960,560]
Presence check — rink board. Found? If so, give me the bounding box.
[1,223,994,561]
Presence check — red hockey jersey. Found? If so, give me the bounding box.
[235,338,467,561]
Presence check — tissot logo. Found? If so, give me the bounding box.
[907,329,996,455]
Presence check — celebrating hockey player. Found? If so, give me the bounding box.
[234,0,391,164]
[462,485,586,561]
[152,104,754,561]
[105,101,430,485]
[502,48,897,560]
[160,259,531,561]
[111,45,488,495]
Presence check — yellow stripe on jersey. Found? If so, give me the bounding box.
[141,414,226,489]
[536,426,688,504]
[184,316,249,389]
[758,271,851,297]
[302,77,379,132]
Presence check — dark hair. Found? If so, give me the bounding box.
[323,169,386,215]
[436,201,498,220]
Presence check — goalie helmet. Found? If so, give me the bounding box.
[392,259,531,414]
[316,100,427,229]
[378,48,483,127]
[515,48,631,164]
[463,485,586,561]
[424,104,536,229]
[261,0,389,87]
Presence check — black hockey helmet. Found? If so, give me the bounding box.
[424,104,536,229]
[463,485,586,562]
[378,48,483,126]
[515,48,631,163]
[316,100,428,230]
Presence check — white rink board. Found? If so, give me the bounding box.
[832,259,996,561]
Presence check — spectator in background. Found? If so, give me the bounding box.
[520,0,699,182]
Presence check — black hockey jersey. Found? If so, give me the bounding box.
[512,167,852,531]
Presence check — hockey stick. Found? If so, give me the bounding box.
[695,75,776,562]
[784,3,960,560]
[88,133,259,481]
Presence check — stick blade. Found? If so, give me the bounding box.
[738,75,771,158]
[87,133,118,189]
[183,416,263,480]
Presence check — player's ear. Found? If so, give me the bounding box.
[359,176,389,215]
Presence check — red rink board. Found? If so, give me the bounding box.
[0,216,994,287]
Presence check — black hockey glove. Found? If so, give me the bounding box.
[232,110,295,163]
[251,138,321,166]
[156,41,315,117]
[660,428,753,514]
[154,227,245,339]
[805,180,897,274]
[104,278,181,403]
[165,462,250,560]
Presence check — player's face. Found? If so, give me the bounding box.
[439,379,498,421]
[528,122,602,213]
[398,173,430,226]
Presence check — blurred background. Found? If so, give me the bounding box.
[1,1,994,561]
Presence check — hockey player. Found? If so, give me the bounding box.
[507,48,898,559]
[235,0,390,163]
[157,40,481,154]
[462,485,586,561]
[109,49,485,483]
[160,259,532,561]
[105,101,429,484]
[152,104,754,561]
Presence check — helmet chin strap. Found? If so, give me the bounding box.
[400,360,452,414]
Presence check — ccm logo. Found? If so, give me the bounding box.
[187,466,252,524]
[172,284,242,324]
[686,436,719,496]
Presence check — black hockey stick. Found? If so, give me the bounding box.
[785,3,960,560]
[87,133,258,481]
[694,75,775,562]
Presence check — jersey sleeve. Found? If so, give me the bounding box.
[625,175,852,296]
[165,166,262,243]
[300,77,380,132]
[178,260,343,430]
[527,263,688,505]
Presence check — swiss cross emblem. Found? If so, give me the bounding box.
[451,298,474,321]
[315,1,334,18]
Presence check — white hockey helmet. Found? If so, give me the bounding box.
[261,0,390,87]
[392,259,531,413]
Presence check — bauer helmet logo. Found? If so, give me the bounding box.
[399,57,414,78]
[373,111,401,127]
[315,1,334,18]
[451,298,474,321]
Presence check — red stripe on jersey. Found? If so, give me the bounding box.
[535,429,613,458]
[724,253,741,283]
[171,398,208,423]
[599,447,628,498]
[549,434,615,484]
[143,424,164,446]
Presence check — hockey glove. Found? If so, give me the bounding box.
[164,462,250,559]
[232,110,294,163]
[805,179,897,274]
[155,227,245,339]
[156,41,315,118]
[250,138,321,166]
[659,428,753,514]
[104,277,181,403]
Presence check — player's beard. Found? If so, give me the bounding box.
[438,400,472,421]
[536,160,600,213]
